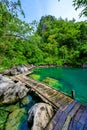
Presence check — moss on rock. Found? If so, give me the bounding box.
[21,96,31,105]
[0,109,9,130]
[5,108,26,130]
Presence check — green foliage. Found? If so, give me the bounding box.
[0,4,87,69]
[1,0,25,17]
[73,0,87,17]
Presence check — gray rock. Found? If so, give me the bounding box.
[0,75,29,105]
[2,69,10,75]
[0,74,3,82]
[10,68,19,75]
[28,103,54,130]
[17,65,28,73]
[10,65,28,75]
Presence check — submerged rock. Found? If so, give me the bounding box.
[28,103,54,130]
[29,74,40,81]
[0,75,29,105]
[5,108,26,130]
[0,109,9,130]
[21,96,31,106]
[0,95,32,130]
[42,77,62,89]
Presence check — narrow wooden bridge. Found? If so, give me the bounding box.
[12,72,87,130]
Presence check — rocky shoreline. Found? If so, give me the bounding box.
[0,65,55,130]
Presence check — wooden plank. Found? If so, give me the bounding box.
[74,105,85,122]
[75,122,83,130]
[79,108,87,126]
[52,93,64,103]
[60,98,73,111]
[83,127,87,130]
[45,109,63,130]
[52,95,72,111]
[69,119,84,130]
[54,112,67,130]
[54,101,77,130]
[46,90,55,96]
[47,92,58,98]
[51,93,61,100]
[65,101,77,114]
[62,102,81,130]
[83,120,87,130]
[68,119,77,130]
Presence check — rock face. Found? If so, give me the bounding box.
[0,75,29,105]
[1,65,28,76]
[10,65,28,75]
[28,103,54,130]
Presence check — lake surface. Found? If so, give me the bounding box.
[33,67,87,105]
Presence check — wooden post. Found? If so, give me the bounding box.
[71,90,75,99]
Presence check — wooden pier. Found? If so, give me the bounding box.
[12,73,87,130]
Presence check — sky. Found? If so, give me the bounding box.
[19,0,86,23]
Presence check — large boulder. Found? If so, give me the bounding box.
[0,75,29,105]
[10,65,28,75]
[28,103,54,130]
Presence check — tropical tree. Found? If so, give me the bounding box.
[73,0,87,17]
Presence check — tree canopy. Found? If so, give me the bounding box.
[58,0,87,17]
[0,1,87,71]
[73,0,87,17]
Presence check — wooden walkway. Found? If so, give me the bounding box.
[45,101,87,130]
[12,73,87,130]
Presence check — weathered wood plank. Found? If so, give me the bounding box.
[74,105,85,122]
[83,127,87,130]
[75,122,83,130]
[47,92,58,98]
[45,109,63,130]
[62,102,81,130]
[65,101,77,114]
[83,120,87,130]
[52,93,64,102]
[68,119,77,130]
[54,112,67,130]
[68,119,84,130]
[79,108,87,126]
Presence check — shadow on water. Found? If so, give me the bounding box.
[19,92,43,130]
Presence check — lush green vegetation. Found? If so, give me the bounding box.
[0,1,87,70]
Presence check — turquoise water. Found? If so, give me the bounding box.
[33,67,87,105]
